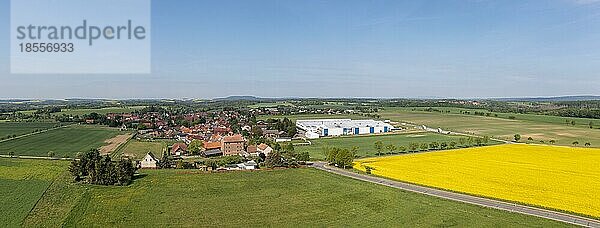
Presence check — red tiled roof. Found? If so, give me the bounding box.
[172,143,188,153]
[223,134,245,143]
[203,141,222,150]
[247,145,257,153]
[257,143,270,151]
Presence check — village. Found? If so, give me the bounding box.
[85,105,394,172]
[76,105,322,170]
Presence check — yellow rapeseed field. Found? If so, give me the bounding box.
[353,144,600,217]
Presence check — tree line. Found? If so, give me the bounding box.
[373,136,490,156]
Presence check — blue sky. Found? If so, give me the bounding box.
[2,0,600,99]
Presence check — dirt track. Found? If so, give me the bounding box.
[99,134,131,154]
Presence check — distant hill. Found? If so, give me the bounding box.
[212,96,266,101]
[492,96,600,102]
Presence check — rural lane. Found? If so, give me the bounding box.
[311,162,600,228]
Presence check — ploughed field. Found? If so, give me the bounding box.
[354,144,600,218]
[0,158,569,227]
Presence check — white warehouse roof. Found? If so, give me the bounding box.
[296,119,393,135]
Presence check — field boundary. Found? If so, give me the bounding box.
[311,162,600,227]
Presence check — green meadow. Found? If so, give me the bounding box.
[1,158,569,227]
[0,158,69,227]
[0,122,62,138]
[114,139,177,160]
[259,113,365,121]
[296,132,486,160]
[0,125,122,157]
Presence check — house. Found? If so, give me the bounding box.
[222,134,245,156]
[171,142,188,156]
[209,134,224,142]
[262,129,283,138]
[140,152,159,169]
[203,148,223,157]
[197,165,212,172]
[246,145,257,156]
[237,160,258,170]
[256,143,273,155]
[275,137,292,143]
[241,125,252,132]
[203,141,222,150]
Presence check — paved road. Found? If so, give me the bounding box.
[311,162,600,228]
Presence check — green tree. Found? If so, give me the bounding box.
[440,142,448,150]
[188,140,203,155]
[589,121,594,129]
[251,126,263,136]
[585,142,591,147]
[449,141,457,149]
[514,134,521,142]
[458,138,466,147]
[325,147,355,169]
[398,146,407,153]
[573,141,579,146]
[549,140,556,144]
[282,143,295,153]
[115,158,136,185]
[482,136,490,145]
[69,149,137,186]
[408,142,419,152]
[334,148,355,169]
[374,141,384,156]
[265,151,285,168]
[386,144,397,154]
[295,151,310,161]
[420,143,429,151]
[47,151,55,158]
[429,142,439,150]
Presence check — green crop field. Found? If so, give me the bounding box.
[0,125,122,157]
[0,158,69,227]
[53,106,146,116]
[248,102,296,108]
[259,113,366,121]
[297,132,490,160]
[1,158,568,227]
[114,139,177,160]
[379,107,600,148]
[0,122,62,138]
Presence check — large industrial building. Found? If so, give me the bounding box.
[296,119,393,138]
